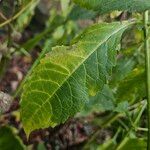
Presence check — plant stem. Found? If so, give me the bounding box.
[0,0,39,28]
[143,11,150,150]
[116,101,147,150]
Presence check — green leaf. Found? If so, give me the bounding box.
[97,137,146,150]
[60,0,72,17]
[80,85,115,116]
[15,0,39,32]
[0,126,25,150]
[21,21,134,135]
[114,101,129,113]
[73,0,150,13]
[116,67,146,103]
[37,143,46,150]
[68,5,96,20]
[117,137,146,150]
[112,57,135,83]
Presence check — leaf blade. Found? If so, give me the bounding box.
[0,126,25,150]
[73,0,150,13]
[21,21,134,135]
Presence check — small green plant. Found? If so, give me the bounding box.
[0,0,150,149]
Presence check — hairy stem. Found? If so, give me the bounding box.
[143,11,150,150]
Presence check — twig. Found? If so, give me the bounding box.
[0,0,36,28]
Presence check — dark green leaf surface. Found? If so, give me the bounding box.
[73,0,150,14]
[116,68,146,103]
[118,138,146,150]
[68,5,96,20]
[0,126,25,150]
[81,85,115,115]
[96,137,146,150]
[21,21,134,135]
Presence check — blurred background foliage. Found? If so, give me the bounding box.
[0,0,149,149]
